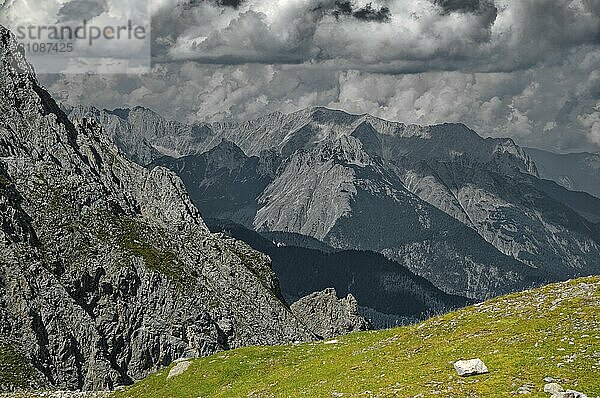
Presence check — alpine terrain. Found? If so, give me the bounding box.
[116,276,600,397]
[1,0,598,395]
[69,106,600,301]
[0,26,316,391]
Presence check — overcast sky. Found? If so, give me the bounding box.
[15,0,600,153]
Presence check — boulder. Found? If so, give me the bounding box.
[544,383,564,394]
[453,358,489,376]
[291,288,371,339]
[167,360,191,380]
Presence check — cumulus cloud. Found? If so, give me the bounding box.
[57,0,108,22]
[41,42,600,152]
[26,0,600,152]
[146,0,598,73]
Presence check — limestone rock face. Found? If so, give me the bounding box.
[291,288,371,339]
[0,26,313,391]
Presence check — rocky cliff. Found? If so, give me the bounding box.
[290,289,371,339]
[0,26,314,391]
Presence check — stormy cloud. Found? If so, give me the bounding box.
[332,1,391,22]
[30,0,600,153]
[57,0,108,22]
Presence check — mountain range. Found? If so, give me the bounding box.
[525,147,600,200]
[68,105,600,302]
[0,16,598,396]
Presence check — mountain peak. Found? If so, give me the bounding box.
[207,139,249,165]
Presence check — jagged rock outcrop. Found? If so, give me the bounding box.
[290,288,371,339]
[0,26,314,391]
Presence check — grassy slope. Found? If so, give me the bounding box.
[117,277,600,398]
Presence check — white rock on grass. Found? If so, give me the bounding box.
[564,391,588,398]
[453,358,489,377]
[544,383,564,394]
[167,360,191,380]
[549,390,589,398]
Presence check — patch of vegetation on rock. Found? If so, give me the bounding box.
[103,214,188,286]
[0,344,36,390]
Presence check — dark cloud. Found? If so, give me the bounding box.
[434,0,483,13]
[179,0,244,9]
[332,1,391,23]
[57,0,107,22]
[332,1,353,16]
[215,0,244,8]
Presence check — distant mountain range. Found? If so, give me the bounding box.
[525,147,600,200]
[68,106,600,302]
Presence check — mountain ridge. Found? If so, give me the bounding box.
[70,105,600,301]
[153,138,543,300]
[0,25,315,391]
